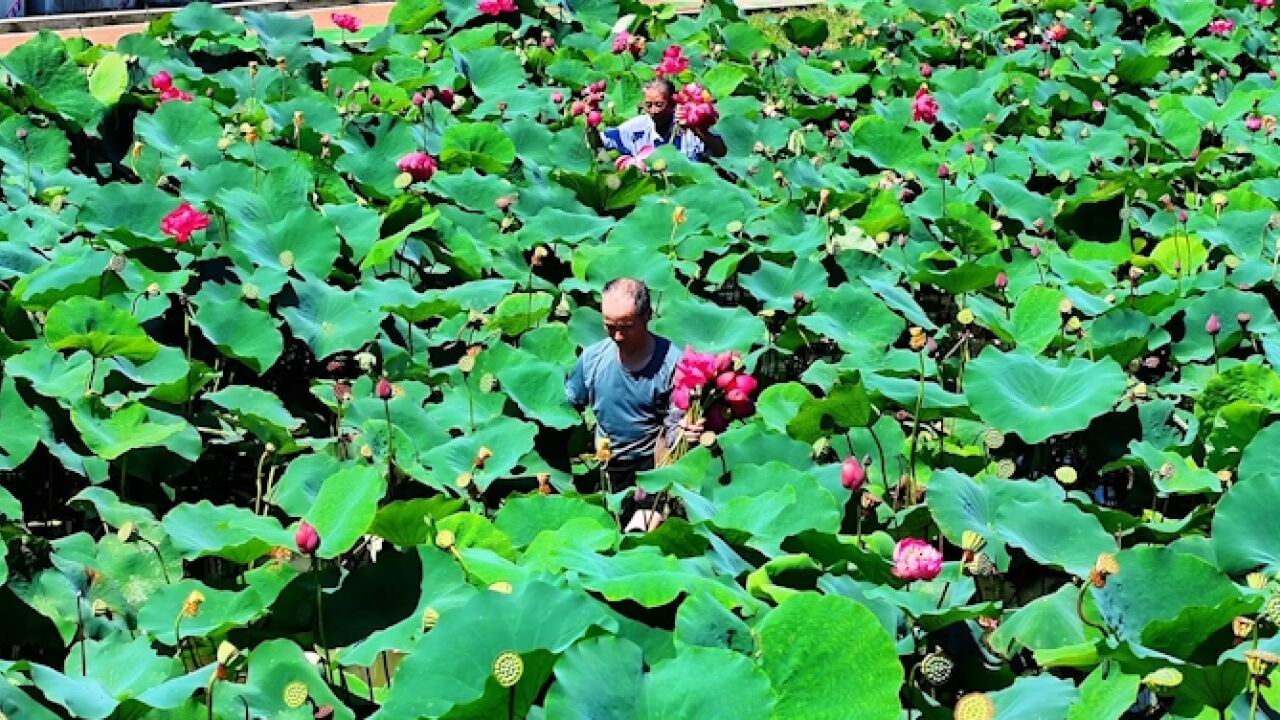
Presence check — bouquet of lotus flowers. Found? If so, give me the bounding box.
[663,347,758,465]
[674,82,719,131]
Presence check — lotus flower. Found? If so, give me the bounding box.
[1206,314,1221,335]
[995,272,1008,290]
[587,110,602,127]
[295,521,320,555]
[912,86,939,124]
[376,377,394,399]
[331,12,361,32]
[655,45,689,77]
[892,538,943,581]
[1045,23,1068,43]
[841,456,866,491]
[1208,18,1235,35]
[615,144,655,172]
[1247,115,1264,132]
[919,62,933,78]
[150,71,173,91]
[1239,312,1253,326]
[704,402,730,432]
[397,151,438,183]
[477,0,515,15]
[1256,0,1275,9]
[673,385,691,411]
[551,91,563,104]
[674,83,719,131]
[160,202,210,245]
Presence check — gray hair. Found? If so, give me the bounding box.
[642,78,675,99]
[602,277,652,317]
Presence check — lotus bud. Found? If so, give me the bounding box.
[1239,312,1252,327]
[1206,314,1221,336]
[295,520,320,555]
[994,272,1007,290]
[840,455,866,491]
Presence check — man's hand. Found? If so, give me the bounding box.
[679,416,705,444]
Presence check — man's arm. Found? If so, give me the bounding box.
[566,355,590,411]
[693,126,727,159]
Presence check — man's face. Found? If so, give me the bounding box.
[642,86,674,126]
[602,293,650,354]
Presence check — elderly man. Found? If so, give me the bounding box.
[565,278,702,531]
[590,78,727,162]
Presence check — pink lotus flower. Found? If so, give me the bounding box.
[1008,36,1026,50]
[1247,115,1264,131]
[995,272,1008,290]
[1092,100,1105,111]
[1206,314,1221,335]
[295,520,320,555]
[674,82,718,130]
[397,151,437,183]
[1208,18,1235,35]
[673,385,691,411]
[841,456,866,491]
[892,538,942,581]
[477,0,515,15]
[1256,0,1275,9]
[655,45,689,77]
[912,85,939,124]
[150,71,173,91]
[1045,23,1068,43]
[551,91,564,104]
[376,377,394,399]
[675,347,719,390]
[161,202,210,245]
[615,144,655,172]
[919,63,933,78]
[159,86,194,104]
[611,30,644,57]
[331,12,361,32]
[587,110,602,127]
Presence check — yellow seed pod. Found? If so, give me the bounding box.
[282,681,309,709]
[995,459,1016,478]
[435,529,456,550]
[116,522,136,542]
[360,445,374,460]
[961,530,986,553]
[957,308,975,325]
[1058,299,1074,314]
[1248,572,1269,590]
[1065,316,1082,332]
[422,607,440,630]
[1054,466,1078,485]
[953,692,995,720]
[493,651,524,688]
[489,581,513,594]
[456,472,474,489]
[982,429,1005,449]
[182,590,206,617]
[1246,649,1280,677]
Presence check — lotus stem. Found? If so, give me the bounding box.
[908,351,926,492]
[315,561,333,686]
[384,398,395,483]
[1075,579,1107,636]
[137,535,171,583]
[207,672,216,720]
[935,581,951,609]
[253,446,271,516]
[76,593,87,675]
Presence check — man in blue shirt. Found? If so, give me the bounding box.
[565,277,702,530]
[591,79,727,162]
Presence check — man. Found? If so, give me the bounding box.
[565,278,702,531]
[591,78,727,162]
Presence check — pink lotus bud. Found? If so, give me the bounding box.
[1238,312,1252,326]
[15,128,27,141]
[1271,70,1278,80]
[150,70,173,91]
[1030,244,1042,258]
[1206,314,1221,335]
[570,101,586,116]
[1178,209,1188,223]
[587,110,602,127]
[376,377,394,399]
[295,521,320,555]
[841,456,866,491]
[799,46,810,57]
[1092,100,1104,111]
[732,373,758,396]
[551,91,564,104]
[837,119,850,132]
[937,164,950,179]
[920,63,933,78]
[965,142,975,155]
[412,92,426,106]
[995,272,1008,290]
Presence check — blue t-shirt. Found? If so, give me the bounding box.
[565,335,685,464]
[600,115,719,162]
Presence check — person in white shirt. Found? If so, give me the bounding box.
[590,78,727,162]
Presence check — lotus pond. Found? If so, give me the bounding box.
[3,0,1280,716]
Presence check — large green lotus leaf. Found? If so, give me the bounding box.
[335,121,418,199]
[77,182,174,245]
[1195,364,1280,430]
[440,122,517,174]
[1066,665,1141,720]
[133,101,224,169]
[965,348,1126,444]
[487,292,553,335]
[552,545,747,608]
[0,114,69,174]
[441,513,518,561]
[191,282,283,374]
[1009,285,1065,354]
[1092,546,1250,658]
[213,639,355,720]
[32,637,199,718]
[137,563,298,643]
[374,581,616,719]
[269,453,344,517]
[847,116,929,172]
[798,284,904,360]
[636,646,775,720]
[0,374,41,471]
[493,494,614,549]
[205,384,302,447]
[989,583,1101,657]
[301,464,386,558]
[459,46,527,99]
[739,258,830,312]
[786,372,872,443]
[756,382,815,435]
[795,65,869,97]
[221,193,341,279]
[994,480,1117,577]
[1,31,104,128]
[162,500,294,562]
[70,398,185,461]
[0,679,60,720]
[926,469,1012,571]
[543,635,646,720]
[699,461,841,546]
[1174,288,1277,362]
[280,278,386,360]
[989,674,1078,720]
[170,1,244,37]
[651,293,767,354]
[1212,464,1280,574]
[241,10,314,63]
[368,497,466,548]
[418,416,536,492]
[1127,440,1222,495]
[759,593,901,720]
[493,354,578,429]
[45,297,160,362]
[976,174,1054,229]
[505,117,595,174]
[672,590,755,655]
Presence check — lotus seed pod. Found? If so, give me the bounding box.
[282,681,309,709]
[435,529,456,550]
[995,459,1016,478]
[493,651,524,687]
[953,692,995,720]
[921,650,953,686]
[1247,572,1269,590]
[1054,466,1078,484]
[1247,649,1280,678]
[1262,593,1280,625]
[982,429,1005,449]
[961,530,986,553]
[966,553,997,577]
